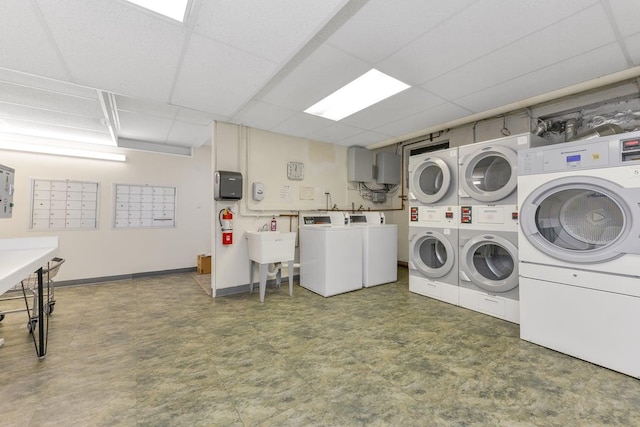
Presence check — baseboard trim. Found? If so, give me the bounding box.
[216,275,301,297]
[54,267,197,287]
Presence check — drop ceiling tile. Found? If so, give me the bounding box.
[193,0,346,64]
[341,87,446,129]
[35,0,186,102]
[374,102,472,137]
[115,95,179,119]
[258,44,370,111]
[0,81,102,117]
[117,111,173,143]
[0,102,105,132]
[336,130,392,147]
[423,3,616,101]
[231,100,296,131]
[377,0,599,85]
[0,68,98,99]
[0,1,70,80]
[624,33,640,65]
[270,112,334,139]
[2,120,111,145]
[174,108,215,126]
[456,43,628,112]
[327,0,475,63]
[607,0,640,38]
[171,33,277,117]
[307,122,366,144]
[167,120,211,147]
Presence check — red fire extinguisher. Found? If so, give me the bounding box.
[220,208,233,245]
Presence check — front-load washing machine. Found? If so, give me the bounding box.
[299,213,362,297]
[409,225,459,305]
[408,147,458,208]
[458,225,520,323]
[517,132,640,377]
[458,133,545,227]
[348,212,398,287]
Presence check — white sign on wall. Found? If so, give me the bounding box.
[113,184,176,228]
[30,179,99,230]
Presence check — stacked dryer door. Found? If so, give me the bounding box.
[408,147,459,305]
[517,134,640,378]
[457,134,538,323]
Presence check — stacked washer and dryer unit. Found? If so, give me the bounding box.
[408,133,544,324]
[408,147,460,305]
[456,133,546,323]
[518,131,640,378]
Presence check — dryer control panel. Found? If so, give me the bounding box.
[0,164,15,218]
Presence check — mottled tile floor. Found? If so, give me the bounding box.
[1,267,639,426]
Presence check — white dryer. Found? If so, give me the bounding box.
[458,225,520,323]
[348,212,397,287]
[458,133,544,226]
[409,226,458,305]
[408,147,458,210]
[518,132,640,378]
[299,212,362,297]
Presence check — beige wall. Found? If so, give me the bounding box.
[0,146,212,282]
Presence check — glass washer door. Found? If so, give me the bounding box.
[460,145,517,203]
[411,230,454,279]
[461,234,518,293]
[410,157,452,205]
[520,176,634,264]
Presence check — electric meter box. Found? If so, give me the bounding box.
[375,152,401,185]
[0,164,15,218]
[347,146,374,182]
[214,171,243,200]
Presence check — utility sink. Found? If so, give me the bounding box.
[246,231,296,263]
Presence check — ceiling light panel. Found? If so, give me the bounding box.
[304,69,410,121]
[123,0,190,22]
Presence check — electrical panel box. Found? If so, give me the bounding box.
[214,171,243,200]
[376,152,401,185]
[0,164,15,218]
[347,146,374,182]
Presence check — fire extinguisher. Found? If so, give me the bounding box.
[219,208,233,245]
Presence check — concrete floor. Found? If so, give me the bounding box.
[1,267,639,426]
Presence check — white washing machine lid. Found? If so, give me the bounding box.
[460,145,517,203]
[409,157,453,205]
[520,175,640,264]
[410,229,455,279]
[460,233,518,293]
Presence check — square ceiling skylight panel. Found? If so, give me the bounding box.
[123,0,190,22]
[304,69,410,121]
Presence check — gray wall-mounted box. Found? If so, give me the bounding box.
[214,171,243,200]
[0,164,15,218]
[347,146,374,182]
[375,152,401,185]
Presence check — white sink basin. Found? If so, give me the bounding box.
[246,231,296,263]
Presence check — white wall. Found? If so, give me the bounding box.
[212,123,391,292]
[0,146,212,282]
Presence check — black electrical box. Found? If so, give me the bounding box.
[214,171,243,200]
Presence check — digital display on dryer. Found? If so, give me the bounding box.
[566,154,581,163]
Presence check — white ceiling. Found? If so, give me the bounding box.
[1,0,640,154]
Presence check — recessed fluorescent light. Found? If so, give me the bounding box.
[0,141,126,162]
[124,0,190,22]
[304,69,410,121]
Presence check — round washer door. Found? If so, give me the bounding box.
[460,145,517,203]
[410,157,452,205]
[520,176,637,264]
[410,230,455,279]
[460,234,518,293]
